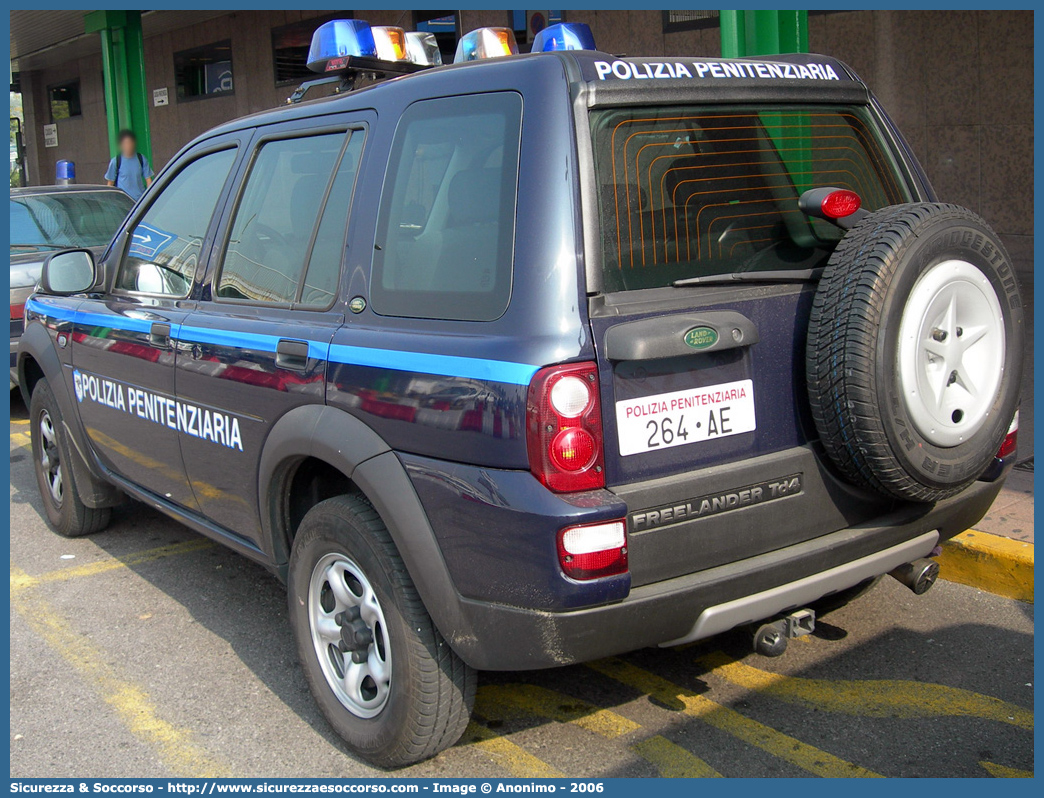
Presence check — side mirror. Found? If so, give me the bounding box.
[40,249,96,296]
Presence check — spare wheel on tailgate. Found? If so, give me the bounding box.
[807,203,1024,502]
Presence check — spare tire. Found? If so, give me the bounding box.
[807,203,1023,502]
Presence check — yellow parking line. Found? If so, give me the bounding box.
[587,658,882,778]
[478,683,722,777]
[12,417,29,425]
[11,539,215,592]
[10,430,31,449]
[700,651,1034,730]
[631,736,722,778]
[479,683,640,738]
[10,566,232,777]
[464,721,564,778]
[980,761,1033,778]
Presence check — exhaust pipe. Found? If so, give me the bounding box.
[889,558,940,595]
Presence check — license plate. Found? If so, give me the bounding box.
[615,379,756,456]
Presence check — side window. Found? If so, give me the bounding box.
[301,132,365,308]
[217,132,352,305]
[371,92,522,322]
[115,148,236,296]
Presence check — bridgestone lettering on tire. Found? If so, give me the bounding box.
[288,494,475,768]
[807,204,1023,502]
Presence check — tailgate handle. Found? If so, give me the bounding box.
[276,339,310,371]
[604,311,759,361]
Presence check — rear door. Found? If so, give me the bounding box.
[584,99,915,583]
[176,115,370,543]
[70,141,241,508]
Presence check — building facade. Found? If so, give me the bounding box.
[12,8,1033,286]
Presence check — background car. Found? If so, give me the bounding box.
[10,185,134,387]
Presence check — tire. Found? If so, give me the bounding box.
[807,203,1023,502]
[29,379,111,537]
[288,494,475,768]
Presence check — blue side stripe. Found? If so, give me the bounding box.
[178,325,331,360]
[26,298,538,386]
[328,343,538,386]
[25,298,169,336]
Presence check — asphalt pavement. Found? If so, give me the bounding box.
[9,397,1035,779]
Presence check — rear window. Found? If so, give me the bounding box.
[370,92,522,322]
[590,105,911,291]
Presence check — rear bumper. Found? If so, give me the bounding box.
[447,477,1003,670]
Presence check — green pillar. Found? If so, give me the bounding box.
[85,10,152,163]
[720,10,808,57]
[720,11,812,193]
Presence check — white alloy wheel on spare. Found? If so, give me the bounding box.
[897,259,1006,448]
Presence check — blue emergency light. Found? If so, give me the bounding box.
[306,19,377,73]
[531,22,596,52]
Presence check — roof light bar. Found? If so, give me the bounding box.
[531,22,596,52]
[371,26,408,62]
[292,18,435,103]
[405,31,443,66]
[454,27,518,63]
[306,19,377,73]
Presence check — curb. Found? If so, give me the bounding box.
[937,530,1034,602]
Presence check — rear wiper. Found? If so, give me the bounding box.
[672,268,823,287]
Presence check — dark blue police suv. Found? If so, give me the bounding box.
[18,20,1023,767]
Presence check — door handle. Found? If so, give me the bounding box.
[149,322,171,349]
[276,339,310,371]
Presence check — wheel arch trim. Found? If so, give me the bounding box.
[257,404,475,647]
[17,323,122,508]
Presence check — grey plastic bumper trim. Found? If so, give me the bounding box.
[659,529,940,647]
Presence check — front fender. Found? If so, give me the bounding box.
[17,321,122,508]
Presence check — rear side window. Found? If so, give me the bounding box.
[590,105,911,292]
[218,131,362,307]
[371,92,522,322]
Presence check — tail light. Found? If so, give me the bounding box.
[558,520,627,580]
[997,411,1018,459]
[527,362,604,492]
[11,303,25,320]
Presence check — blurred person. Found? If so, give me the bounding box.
[104,129,153,201]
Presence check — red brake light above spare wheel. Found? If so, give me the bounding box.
[527,362,605,492]
[820,189,862,219]
[797,186,866,229]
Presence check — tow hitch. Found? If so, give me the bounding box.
[751,608,816,657]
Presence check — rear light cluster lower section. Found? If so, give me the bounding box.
[997,411,1019,459]
[527,362,605,492]
[558,520,628,580]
